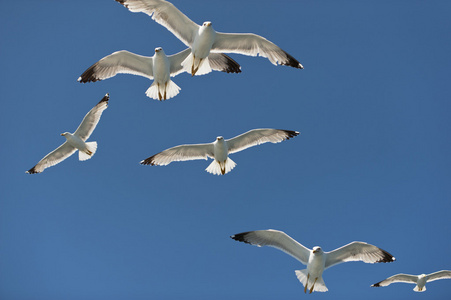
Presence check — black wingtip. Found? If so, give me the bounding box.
[377,249,396,263]
[222,54,242,74]
[26,166,39,174]
[371,282,382,287]
[281,50,303,69]
[78,63,101,83]
[98,93,110,104]
[280,130,300,140]
[230,231,252,244]
[140,155,156,166]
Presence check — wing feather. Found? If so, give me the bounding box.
[116,0,199,46]
[26,142,76,174]
[426,270,451,282]
[140,143,214,166]
[74,94,109,141]
[227,129,299,154]
[371,274,419,287]
[325,241,395,269]
[231,229,310,265]
[213,32,303,69]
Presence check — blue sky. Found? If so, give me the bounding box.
[1,0,451,299]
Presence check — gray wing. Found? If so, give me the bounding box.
[371,274,419,287]
[426,270,451,282]
[226,129,299,154]
[116,0,199,47]
[231,229,310,265]
[140,143,214,166]
[212,32,303,69]
[78,50,154,83]
[168,48,191,76]
[26,142,77,174]
[325,241,395,269]
[74,94,109,141]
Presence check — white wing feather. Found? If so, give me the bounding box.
[74,94,109,141]
[426,270,451,282]
[231,229,311,265]
[372,274,419,287]
[227,129,299,154]
[141,143,214,166]
[26,142,77,174]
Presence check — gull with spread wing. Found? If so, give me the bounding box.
[115,0,303,75]
[371,270,451,292]
[231,229,395,293]
[140,129,299,175]
[79,47,240,100]
[26,94,109,174]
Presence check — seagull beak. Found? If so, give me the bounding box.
[60,133,64,136]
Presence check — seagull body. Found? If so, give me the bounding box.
[115,0,303,75]
[140,129,299,175]
[371,270,451,292]
[26,94,109,174]
[78,47,240,100]
[231,229,395,293]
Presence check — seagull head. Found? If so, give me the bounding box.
[60,132,68,137]
[216,136,224,141]
[155,47,163,53]
[202,21,212,27]
[312,246,322,254]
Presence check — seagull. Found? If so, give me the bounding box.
[371,270,451,292]
[231,229,395,293]
[140,129,299,175]
[78,47,240,100]
[26,94,109,174]
[115,0,303,75]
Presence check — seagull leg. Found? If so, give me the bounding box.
[86,150,92,156]
[191,55,196,76]
[304,274,309,293]
[221,160,226,175]
[158,83,163,101]
[309,277,318,294]
[164,82,167,100]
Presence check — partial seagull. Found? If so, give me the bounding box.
[231,229,395,293]
[78,47,240,100]
[371,270,451,292]
[115,0,303,75]
[140,129,299,175]
[26,94,109,174]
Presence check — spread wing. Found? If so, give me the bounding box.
[207,53,241,73]
[78,50,154,83]
[74,94,109,141]
[168,48,191,76]
[212,32,303,69]
[371,274,419,287]
[426,270,451,282]
[325,241,395,269]
[116,0,199,47]
[26,142,77,174]
[231,229,310,265]
[226,129,299,154]
[140,143,214,166]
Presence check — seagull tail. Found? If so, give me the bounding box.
[79,141,97,161]
[146,80,181,100]
[414,285,426,292]
[205,158,236,175]
[295,270,328,293]
[181,53,212,76]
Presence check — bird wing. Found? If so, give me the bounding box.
[74,94,109,141]
[78,50,154,83]
[226,129,299,154]
[325,241,395,269]
[168,48,192,76]
[212,32,303,69]
[426,270,451,282]
[115,0,199,47]
[207,53,241,74]
[140,143,214,166]
[230,229,310,265]
[371,274,419,287]
[26,142,77,174]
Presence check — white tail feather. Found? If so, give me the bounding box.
[79,141,97,161]
[414,285,426,292]
[295,270,328,293]
[205,158,236,175]
[181,53,212,76]
[146,80,181,100]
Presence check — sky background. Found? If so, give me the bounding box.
[1,0,451,299]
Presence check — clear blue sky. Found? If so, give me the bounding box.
[1,1,451,299]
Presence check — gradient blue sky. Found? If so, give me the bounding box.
[1,1,451,299]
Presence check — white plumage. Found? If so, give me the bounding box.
[372,270,451,292]
[115,0,303,75]
[140,129,299,175]
[231,229,395,293]
[78,47,240,100]
[26,94,109,174]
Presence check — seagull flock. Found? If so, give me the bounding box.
[25,0,450,295]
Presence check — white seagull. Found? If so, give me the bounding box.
[140,129,299,175]
[115,0,303,75]
[26,94,109,174]
[231,229,395,293]
[371,270,451,292]
[78,47,240,100]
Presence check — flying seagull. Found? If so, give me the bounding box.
[26,94,109,174]
[371,270,451,292]
[115,0,303,75]
[78,47,240,100]
[140,129,299,175]
[231,229,395,293]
